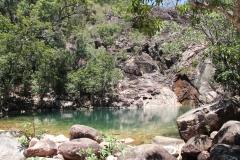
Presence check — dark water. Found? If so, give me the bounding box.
[0,106,193,144]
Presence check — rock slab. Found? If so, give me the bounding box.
[117,144,177,160]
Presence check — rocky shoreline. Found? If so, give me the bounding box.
[1,96,240,160]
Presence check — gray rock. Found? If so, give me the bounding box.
[0,135,24,160]
[117,144,177,160]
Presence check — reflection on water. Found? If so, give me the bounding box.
[0,106,194,143]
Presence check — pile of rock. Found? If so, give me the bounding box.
[180,120,240,160]
[177,96,240,159]
[23,124,183,160]
[24,124,103,160]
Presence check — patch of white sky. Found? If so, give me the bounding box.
[148,0,187,7]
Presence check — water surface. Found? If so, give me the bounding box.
[0,106,193,144]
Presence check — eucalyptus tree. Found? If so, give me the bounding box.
[128,0,240,36]
[67,47,123,104]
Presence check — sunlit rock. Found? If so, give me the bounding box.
[58,138,103,160]
[117,144,177,160]
[23,138,57,157]
[69,124,103,143]
[29,138,39,148]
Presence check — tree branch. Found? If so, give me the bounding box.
[189,0,240,31]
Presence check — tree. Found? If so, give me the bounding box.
[188,0,240,32]
[97,24,122,49]
[129,0,240,36]
[67,47,123,104]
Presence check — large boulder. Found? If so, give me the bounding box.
[58,138,103,160]
[177,96,240,141]
[23,138,57,157]
[69,124,103,143]
[212,120,240,146]
[117,144,177,160]
[0,135,24,160]
[181,135,212,159]
[209,144,240,160]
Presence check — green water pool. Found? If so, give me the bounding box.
[0,106,193,144]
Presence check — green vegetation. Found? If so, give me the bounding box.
[0,0,239,111]
[18,121,45,147]
[129,0,240,95]
[0,0,127,109]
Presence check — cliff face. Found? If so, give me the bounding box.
[106,7,225,108]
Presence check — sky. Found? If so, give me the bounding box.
[149,0,187,7]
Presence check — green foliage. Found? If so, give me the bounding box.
[158,21,205,55]
[18,121,45,147]
[67,47,123,96]
[191,60,199,68]
[77,147,98,160]
[97,24,122,48]
[208,36,240,93]
[127,0,162,37]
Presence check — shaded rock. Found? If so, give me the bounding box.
[181,135,212,159]
[23,138,57,157]
[117,144,177,160]
[69,124,102,143]
[197,151,210,160]
[58,138,103,160]
[212,120,240,146]
[172,72,200,106]
[177,96,240,141]
[209,144,240,160]
[124,62,142,76]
